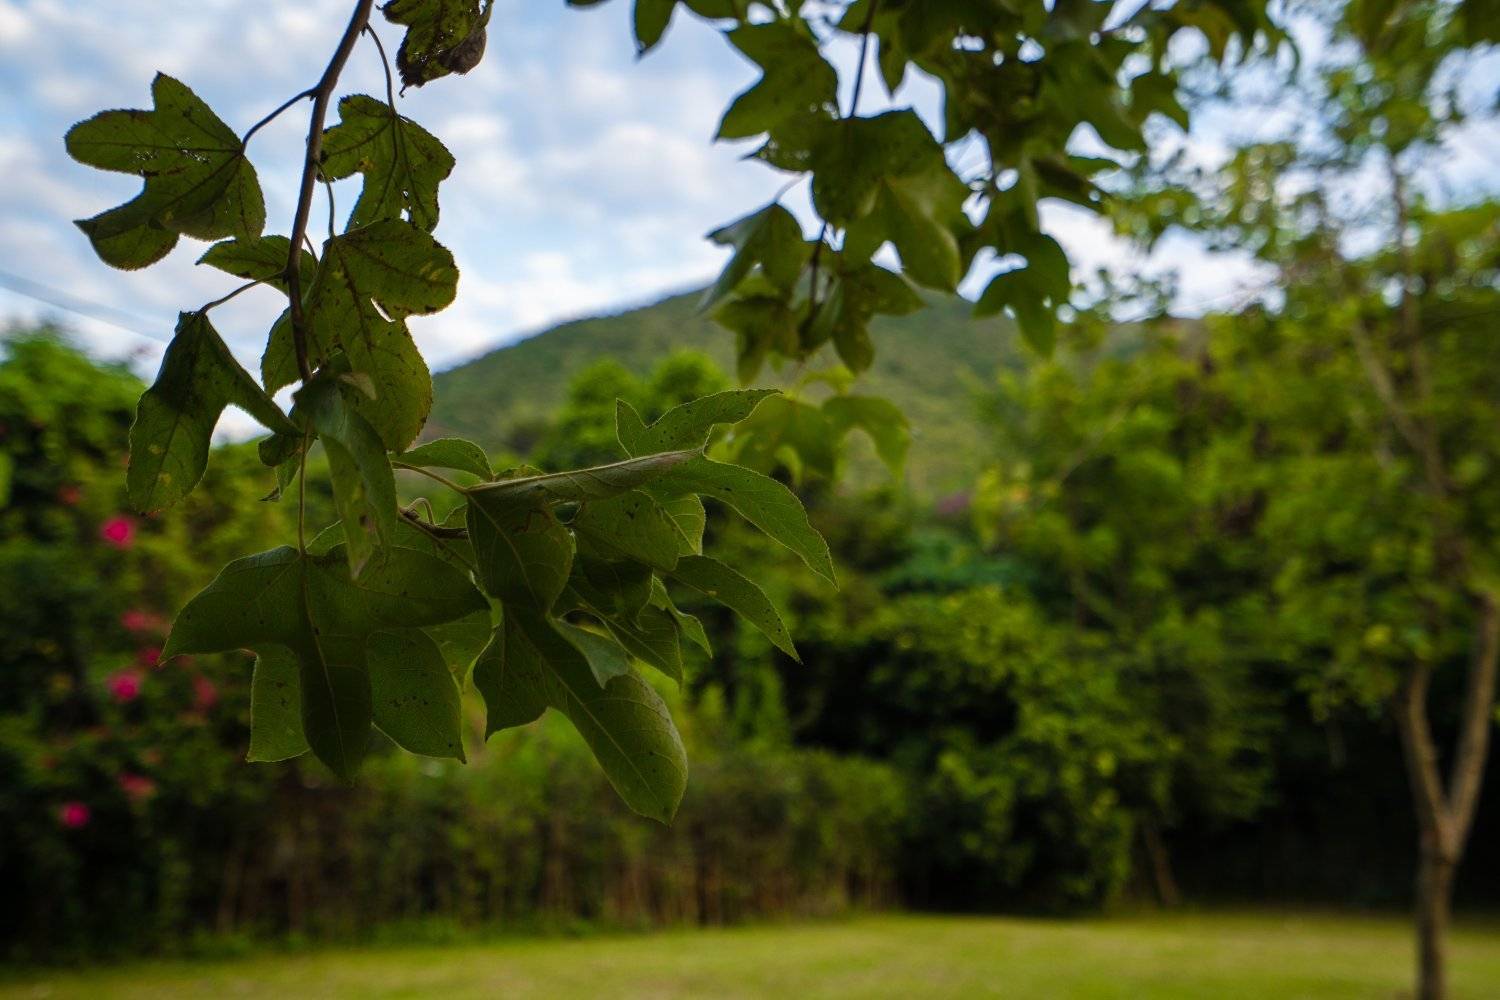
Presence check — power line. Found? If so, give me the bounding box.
[0,267,169,343]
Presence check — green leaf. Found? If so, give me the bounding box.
[634,0,676,53]
[810,110,945,228]
[425,610,494,677]
[164,545,486,777]
[266,219,456,451]
[712,295,799,382]
[248,647,308,762]
[574,490,684,572]
[472,617,548,733]
[700,203,809,312]
[466,493,575,610]
[650,578,711,657]
[320,94,455,231]
[616,391,777,455]
[557,622,633,684]
[300,379,398,578]
[383,0,492,90]
[398,437,493,480]
[821,113,968,290]
[369,628,465,760]
[669,555,798,660]
[652,491,707,556]
[565,574,685,682]
[66,73,264,269]
[127,312,295,514]
[727,395,838,482]
[466,449,698,504]
[655,456,836,584]
[199,236,316,293]
[318,219,460,319]
[477,607,687,822]
[717,23,838,140]
[833,311,875,374]
[823,394,910,476]
[975,269,1058,354]
[576,555,654,623]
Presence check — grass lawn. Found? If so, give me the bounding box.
[4,911,1498,999]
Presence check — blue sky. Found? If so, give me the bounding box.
[0,1,1495,398]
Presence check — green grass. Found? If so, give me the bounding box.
[6,912,1499,999]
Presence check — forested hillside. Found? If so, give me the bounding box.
[431,290,1020,495]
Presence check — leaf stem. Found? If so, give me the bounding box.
[242,88,317,145]
[297,429,312,554]
[401,507,470,539]
[806,0,877,319]
[198,280,261,313]
[393,460,467,493]
[285,0,377,384]
[365,24,399,111]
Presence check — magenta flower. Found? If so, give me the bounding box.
[100,516,136,549]
[136,645,162,669]
[106,669,143,703]
[58,801,91,829]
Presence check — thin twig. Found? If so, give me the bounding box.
[198,281,262,313]
[285,0,376,383]
[242,88,317,145]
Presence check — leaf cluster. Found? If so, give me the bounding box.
[65,5,831,821]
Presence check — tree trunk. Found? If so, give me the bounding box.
[1141,820,1182,908]
[1414,842,1456,1000]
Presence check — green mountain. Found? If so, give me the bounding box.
[430,288,1024,495]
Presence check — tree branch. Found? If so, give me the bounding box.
[285,0,376,383]
[1394,662,1454,855]
[1448,592,1500,846]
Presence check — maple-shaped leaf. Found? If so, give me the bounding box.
[320,95,455,231]
[264,219,457,451]
[128,312,295,514]
[66,74,264,269]
[164,544,486,777]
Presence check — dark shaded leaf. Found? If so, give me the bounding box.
[128,312,295,513]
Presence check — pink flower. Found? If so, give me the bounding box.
[56,484,82,506]
[100,516,135,549]
[106,669,143,703]
[118,772,156,802]
[120,609,161,633]
[136,645,162,669]
[193,675,219,712]
[58,801,91,829]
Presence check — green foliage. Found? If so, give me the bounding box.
[428,292,1015,496]
[561,0,1282,465]
[64,6,833,817]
